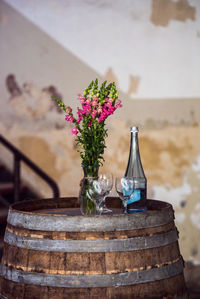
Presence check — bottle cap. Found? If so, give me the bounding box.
[130,126,139,133]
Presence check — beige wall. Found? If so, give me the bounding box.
[0,0,200,264]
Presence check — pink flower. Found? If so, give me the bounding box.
[77,102,91,116]
[98,112,107,123]
[78,94,86,104]
[91,100,98,107]
[65,115,74,123]
[106,99,112,105]
[77,108,83,115]
[78,94,85,100]
[83,108,90,116]
[77,116,83,124]
[91,109,97,119]
[108,106,115,114]
[80,99,85,104]
[104,102,112,108]
[88,120,92,126]
[81,102,91,116]
[97,107,102,114]
[71,127,78,135]
[114,99,122,108]
[85,99,90,104]
[85,102,91,109]
[102,107,108,116]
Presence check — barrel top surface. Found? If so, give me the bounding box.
[10,197,172,216]
[6,198,174,232]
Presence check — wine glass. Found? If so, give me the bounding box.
[87,179,103,213]
[88,174,113,214]
[98,174,113,214]
[115,177,135,213]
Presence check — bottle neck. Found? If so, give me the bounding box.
[125,130,146,181]
[130,131,140,159]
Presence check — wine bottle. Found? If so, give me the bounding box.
[124,126,147,213]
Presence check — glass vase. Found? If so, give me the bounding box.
[79,165,99,215]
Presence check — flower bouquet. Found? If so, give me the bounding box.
[52,79,122,214]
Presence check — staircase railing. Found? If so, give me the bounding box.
[0,135,60,202]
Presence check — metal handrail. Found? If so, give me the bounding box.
[0,135,60,202]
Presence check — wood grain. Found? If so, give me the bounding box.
[0,197,186,298]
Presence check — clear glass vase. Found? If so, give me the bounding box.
[79,165,99,215]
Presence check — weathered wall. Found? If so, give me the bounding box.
[0,0,200,263]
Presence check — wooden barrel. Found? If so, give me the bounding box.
[0,198,187,299]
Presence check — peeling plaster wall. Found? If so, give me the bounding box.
[3,0,200,99]
[151,0,196,26]
[0,0,200,264]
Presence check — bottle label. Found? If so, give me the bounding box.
[126,190,141,205]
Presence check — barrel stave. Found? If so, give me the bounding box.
[0,274,186,299]
[3,241,181,276]
[6,221,176,240]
